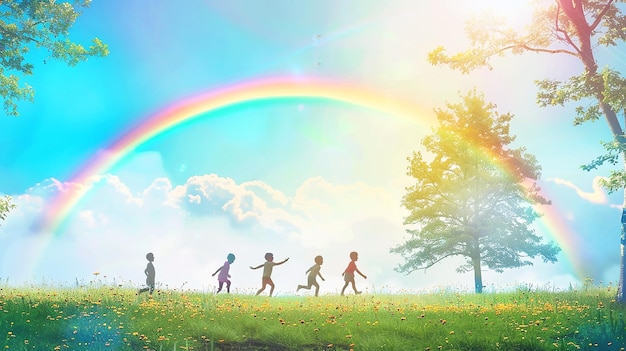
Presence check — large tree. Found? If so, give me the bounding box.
[0,0,108,116]
[428,0,626,300]
[391,90,560,293]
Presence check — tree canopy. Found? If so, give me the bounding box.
[0,0,108,116]
[391,90,560,293]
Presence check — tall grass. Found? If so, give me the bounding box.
[2,283,626,350]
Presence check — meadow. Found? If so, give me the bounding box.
[2,282,626,351]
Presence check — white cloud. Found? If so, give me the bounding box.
[0,173,585,293]
[549,176,609,205]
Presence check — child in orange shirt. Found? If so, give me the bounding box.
[341,251,367,295]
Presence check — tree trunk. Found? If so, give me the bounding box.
[619,158,626,302]
[616,208,626,303]
[473,253,483,293]
[559,0,626,301]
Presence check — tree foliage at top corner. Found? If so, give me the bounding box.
[391,90,560,285]
[0,195,16,224]
[428,0,626,191]
[0,0,108,116]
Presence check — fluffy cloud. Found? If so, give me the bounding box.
[0,172,588,292]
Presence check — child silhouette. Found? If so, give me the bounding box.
[138,252,155,295]
[250,252,289,296]
[341,251,367,295]
[212,253,235,293]
[297,255,325,296]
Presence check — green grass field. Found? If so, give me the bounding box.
[2,283,626,351]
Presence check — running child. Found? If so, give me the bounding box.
[138,252,156,295]
[250,253,289,296]
[297,255,325,296]
[212,253,235,293]
[341,251,367,295]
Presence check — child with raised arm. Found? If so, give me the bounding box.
[250,252,289,296]
[138,252,156,295]
[341,251,367,296]
[212,253,235,293]
[297,255,325,296]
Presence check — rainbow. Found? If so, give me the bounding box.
[533,200,589,280]
[37,76,587,281]
[38,76,432,234]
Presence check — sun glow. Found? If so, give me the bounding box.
[462,0,535,29]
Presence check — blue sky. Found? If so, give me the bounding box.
[0,0,623,294]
